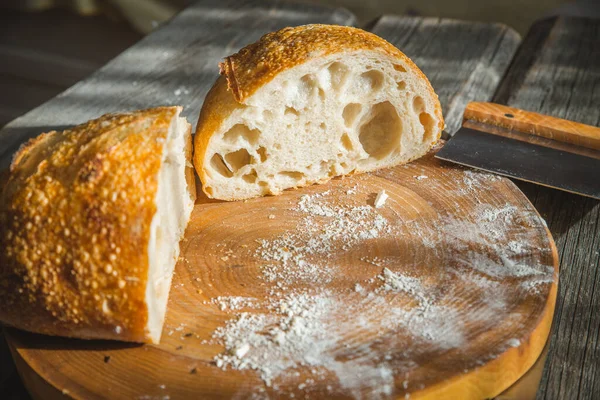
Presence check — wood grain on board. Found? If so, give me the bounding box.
[0,0,355,170]
[370,16,521,134]
[492,16,600,400]
[6,148,559,399]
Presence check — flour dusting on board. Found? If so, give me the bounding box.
[256,189,392,286]
[212,289,398,393]
[209,296,258,311]
[206,167,556,398]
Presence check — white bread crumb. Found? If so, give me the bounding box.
[374,190,389,208]
[234,343,250,359]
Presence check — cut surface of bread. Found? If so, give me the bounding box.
[0,106,195,343]
[194,24,444,200]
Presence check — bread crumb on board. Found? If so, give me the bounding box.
[374,190,389,208]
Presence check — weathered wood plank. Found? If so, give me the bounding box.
[371,15,521,134]
[492,16,600,400]
[0,0,355,169]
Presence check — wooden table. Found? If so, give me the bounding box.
[0,1,598,398]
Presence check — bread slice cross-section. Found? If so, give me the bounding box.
[194,24,444,200]
[0,106,195,343]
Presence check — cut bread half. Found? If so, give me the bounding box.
[194,24,444,200]
[0,106,195,343]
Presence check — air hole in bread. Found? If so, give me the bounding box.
[263,110,274,120]
[285,107,299,117]
[318,88,325,100]
[225,148,252,172]
[420,112,436,142]
[319,122,326,130]
[394,64,407,73]
[223,124,260,145]
[210,153,233,178]
[413,96,425,113]
[359,70,384,92]
[243,170,258,183]
[328,164,337,176]
[341,133,353,151]
[279,171,304,179]
[259,181,268,187]
[204,186,213,196]
[359,101,402,160]
[342,103,362,127]
[319,160,329,172]
[327,62,350,90]
[397,81,407,91]
[257,146,267,162]
[300,74,317,102]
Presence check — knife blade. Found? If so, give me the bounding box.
[435,102,600,200]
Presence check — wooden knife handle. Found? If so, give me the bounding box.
[463,102,600,151]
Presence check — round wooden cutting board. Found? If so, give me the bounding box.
[5,147,558,400]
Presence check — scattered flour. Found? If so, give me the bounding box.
[462,170,502,192]
[346,185,358,195]
[255,189,392,286]
[480,204,518,222]
[520,275,556,294]
[377,268,427,305]
[212,289,396,394]
[205,174,555,398]
[508,240,527,254]
[361,256,386,267]
[210,296,257,311]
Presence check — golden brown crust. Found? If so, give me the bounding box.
[220,24,437,106]
[0,106,187,343]
[195,25,444,200]
[183,123,197,203]
[193,76,243,199]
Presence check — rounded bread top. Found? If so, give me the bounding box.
[220,24,435,104]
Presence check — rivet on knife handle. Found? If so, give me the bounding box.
[463,102,600,151]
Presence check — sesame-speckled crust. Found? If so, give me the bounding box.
[194,25,444,200]
[0,106,193,343]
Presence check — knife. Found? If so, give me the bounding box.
[435,102,600,200]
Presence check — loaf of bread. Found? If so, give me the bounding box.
[0,107,195,343]
[194,24,444,200]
